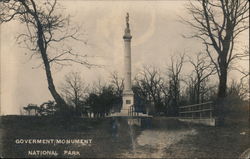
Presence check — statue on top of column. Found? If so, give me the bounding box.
[126,12,130,29]
[124,12,131,39]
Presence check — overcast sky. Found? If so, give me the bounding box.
[1,1,249,115]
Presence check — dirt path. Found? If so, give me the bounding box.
[120,128,197,158]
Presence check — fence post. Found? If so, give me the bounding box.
[132,106,134,116]
[200,104,202,119]
[191,106,193,119]
[210,103,212,118]
[131,106,132,116]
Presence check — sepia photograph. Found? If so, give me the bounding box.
[0,0,249,158]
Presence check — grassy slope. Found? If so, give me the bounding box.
[0,116,135,158]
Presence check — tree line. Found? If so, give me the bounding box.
[22,52,248,117]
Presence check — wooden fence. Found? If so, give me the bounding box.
[179,101,214,119]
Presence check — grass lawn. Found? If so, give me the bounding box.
[0,116,136,158]
[166,118,249,158]
[0,111,249,158]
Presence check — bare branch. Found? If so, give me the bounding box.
[183,0,249,98]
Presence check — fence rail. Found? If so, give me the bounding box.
[128,105,139,117]
[179,101,214,119]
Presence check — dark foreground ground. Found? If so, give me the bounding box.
[0,111,249,158]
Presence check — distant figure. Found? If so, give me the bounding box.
[112,119,119,138]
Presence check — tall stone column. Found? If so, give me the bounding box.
[121,13,134,114]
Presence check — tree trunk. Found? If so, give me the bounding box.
[216,62,228,126]
[40,40,68,114]
[197,79,201,104]
[20,0,68,116]
[44,59,67,107]
[218,65,228,98]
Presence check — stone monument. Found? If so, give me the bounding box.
[120,13,134,115]
[109,13,151,119]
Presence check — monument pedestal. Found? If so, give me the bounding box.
[122,90,134,109]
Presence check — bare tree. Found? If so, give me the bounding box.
[167,54,185,115]
[110,71,124,97]
[232,46,250,83]
[0,0,91,114]
[200,78,217,102]
[60,72,88,115]
[185,75,197,104]
[188,52,216,103]
[184,0,249,98]
[227,79,248,101]
[134,66,165,113]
